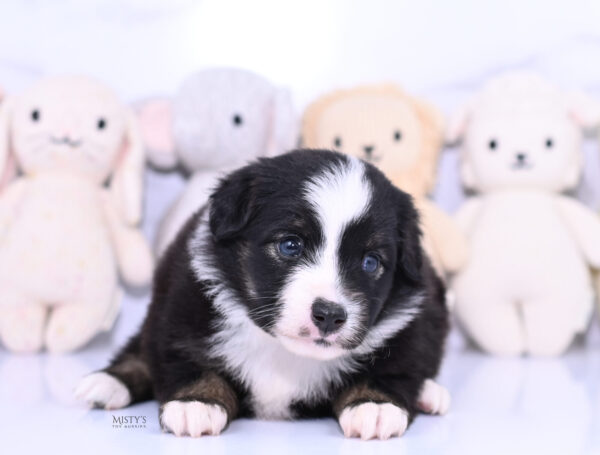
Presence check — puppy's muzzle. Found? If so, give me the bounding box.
[311,299,347,336]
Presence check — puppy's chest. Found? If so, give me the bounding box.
[209,319,355,420]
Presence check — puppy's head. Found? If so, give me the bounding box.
[205,149,424,360]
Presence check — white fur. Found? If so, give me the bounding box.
[75,372,131,410]
[276,158,372,357]
[339,402,408,440]
[161,401,227,437]
[417,379,451,415]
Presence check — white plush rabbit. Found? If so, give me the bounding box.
[0,75,153,353]
[137,68,298,255]
[448,72,600,356]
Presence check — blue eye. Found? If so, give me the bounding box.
[278,236,303,257]
[362,254,380,273]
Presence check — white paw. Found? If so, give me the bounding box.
[160,400,228,437]
[74,372,131,410]
[417,379,451,415]
[339,402,408,440]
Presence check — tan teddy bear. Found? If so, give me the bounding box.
[302,84,467,278]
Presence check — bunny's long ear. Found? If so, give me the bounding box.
[0,96,15,188]
[110,109,145,226]
[136,98,178,169]
[266,88,298,156]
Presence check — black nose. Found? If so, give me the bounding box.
[363,145,374,155]
[311,299,347,335]
[516,152,527,162]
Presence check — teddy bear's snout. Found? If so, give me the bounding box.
[363,144,375,156]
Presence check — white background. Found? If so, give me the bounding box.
[2,1,600,454]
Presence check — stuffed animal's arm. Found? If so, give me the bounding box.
[101,190,154,287]
[453,197,484,236]
[0,179,27,240]
[155,171,223,256]
[555,196,600,268]
[416,199,469,273]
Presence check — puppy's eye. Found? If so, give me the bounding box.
[362,254,380,274]
[545,138,553,149]
[278,236,303,258]
[488,139,498,151]
[333,136,342,148]
[393,130,402,142]
[97,118,107,130]
[232,114,243,126]
[31,109,40,122]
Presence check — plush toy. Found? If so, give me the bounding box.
[447,72,600,356]
[0,75,153,353]
[137,68,298,255]
[301,84,468,278]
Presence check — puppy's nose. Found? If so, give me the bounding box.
[363,145,375,156]
[311,299,347,335]
[516,152,527,162]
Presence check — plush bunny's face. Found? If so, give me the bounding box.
[463,107,581,192]
[173,70,284,170]
[11,77,128,184]
[315,94,422,174]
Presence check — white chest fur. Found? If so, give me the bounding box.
[207,290,358,420]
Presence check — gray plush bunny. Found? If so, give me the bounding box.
[137,68,298,255]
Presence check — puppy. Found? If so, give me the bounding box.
[76,149,450,440]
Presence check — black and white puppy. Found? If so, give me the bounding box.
[76,149,449,440]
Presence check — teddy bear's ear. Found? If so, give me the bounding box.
[136,98,178,169]
[565,91,600,131]
[266,88,298,156]
[109,109,146,226]
[446,100,474,145]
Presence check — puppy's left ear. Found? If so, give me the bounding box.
[396,192,423,283]
[209,166,257,241]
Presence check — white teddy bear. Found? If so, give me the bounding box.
[0,75,153,353]
[137,68,298,255]
[448,72,600,356]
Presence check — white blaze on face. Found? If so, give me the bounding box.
[276,157,373,359]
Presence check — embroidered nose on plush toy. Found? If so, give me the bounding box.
[512,152,531,169]
[363,145,375,159]
[311,299,347,335]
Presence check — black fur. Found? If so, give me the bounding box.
[99,149,448,429]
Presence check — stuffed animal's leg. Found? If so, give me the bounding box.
[521,297,580,356]
[417,379,451,415]
[45,281,120,353]
[0,288,47,353]
[455,292,525,356]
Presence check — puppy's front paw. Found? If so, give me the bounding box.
[417,379,450,415]
[339,402,408,440]
[160,400,228,437]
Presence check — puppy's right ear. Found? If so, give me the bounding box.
[136,98,178,169]
[209,166,257,241]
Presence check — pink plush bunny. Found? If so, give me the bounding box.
[0,76,153,353]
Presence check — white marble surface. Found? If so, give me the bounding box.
[3,1,600,454]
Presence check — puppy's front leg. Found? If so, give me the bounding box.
[333,384,411,440]
[159,372,238,437]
